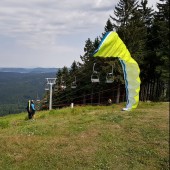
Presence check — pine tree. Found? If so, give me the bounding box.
[152,0,169,100]
[69,61,79,75]
[138,0,155,81]
[110,0,147,65]
[154,0,169,82]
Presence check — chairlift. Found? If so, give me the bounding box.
[91,63,100,83]
[44,98,48,103]
[45,84,49,91]
[71,77,77,89]
[61,81,66,89]
[106,65,114,83]
[60,76,66,90]
[54,84,58,92]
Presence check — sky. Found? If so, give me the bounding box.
[0,0,158,68]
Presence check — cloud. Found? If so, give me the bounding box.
[0,1,111,49]
[0,0,158,68]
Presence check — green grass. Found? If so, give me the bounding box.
[0,102,169,170]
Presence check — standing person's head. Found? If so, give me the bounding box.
[31,100,34,104]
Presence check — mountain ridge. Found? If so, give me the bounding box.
[0,67,58,73]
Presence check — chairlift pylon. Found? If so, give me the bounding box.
[106,65,114,83]
[91,63,100,83]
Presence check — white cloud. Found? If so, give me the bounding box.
[0,0,158,68]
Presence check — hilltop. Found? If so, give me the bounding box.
[0,102,169,170]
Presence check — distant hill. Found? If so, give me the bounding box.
[0,68,58,115]
[0,67,58,73]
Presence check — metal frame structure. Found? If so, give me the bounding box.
[46,78,56,110]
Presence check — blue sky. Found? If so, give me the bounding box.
[0,0,158,68]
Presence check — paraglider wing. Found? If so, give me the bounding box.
[93,32,140,110]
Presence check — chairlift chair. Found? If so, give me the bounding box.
[91,73,100,83]
[106,65,114,83]
[44,98,48,103]
[60,81,66,90]
[45,84,49,91]
[71,81,77,88]
[106,73,114,83]
[60,76,66,90]
[54,84,58,92]
[91,63,100,83]
[71,76,77,89]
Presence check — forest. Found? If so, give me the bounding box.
[42,0,169,109]
[0,70,56,116]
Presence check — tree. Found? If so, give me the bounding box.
[110,0,147,64]
[69,61,79,75]
[50,0,169,108]
[138,0,155,81]
[108,0,145,102]
[154,0,169,82]
[151,0,169,100]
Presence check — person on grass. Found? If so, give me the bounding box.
[26,100,36,119]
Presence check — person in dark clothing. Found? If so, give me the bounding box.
[26,100,36,119]
[30,100,36,119]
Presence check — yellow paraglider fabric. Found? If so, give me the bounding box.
[93,32,140,110]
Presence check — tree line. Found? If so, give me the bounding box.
[42,0,169,109]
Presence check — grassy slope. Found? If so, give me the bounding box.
[0,102,169,170]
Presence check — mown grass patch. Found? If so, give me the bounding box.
[99,113,124,124]
[0,102,169,170]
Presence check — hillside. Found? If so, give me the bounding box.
[0,69,57,115]
[0,102,169,170]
